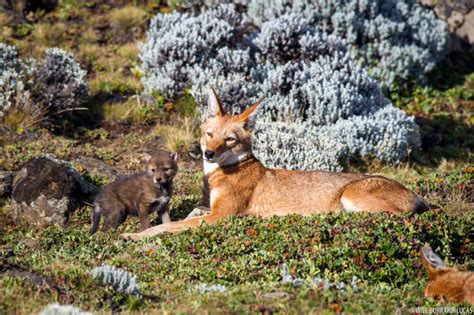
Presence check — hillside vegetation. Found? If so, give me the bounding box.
[0,1,473,314]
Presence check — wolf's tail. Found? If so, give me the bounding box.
[90,204,101,235]
[415,197,430,214]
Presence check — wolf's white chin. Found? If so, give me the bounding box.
[203,159,219,175]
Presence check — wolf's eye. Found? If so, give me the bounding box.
[151,168,156,172]
[206,132,213,138]
[225,137,235,143]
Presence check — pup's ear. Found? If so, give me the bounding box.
[170,152,179,162]
[143,152,152,162]
[207,88,226,118]
[238,98,264,129]
[420,243,448,280]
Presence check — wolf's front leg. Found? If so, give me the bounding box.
[121,214,222,241]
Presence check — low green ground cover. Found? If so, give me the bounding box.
[1,209,472,314]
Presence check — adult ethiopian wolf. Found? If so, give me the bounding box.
[122,89,428,240]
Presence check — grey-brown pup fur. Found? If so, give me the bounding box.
[90,150,178,234]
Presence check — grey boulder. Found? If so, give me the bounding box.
[11,155,98,227]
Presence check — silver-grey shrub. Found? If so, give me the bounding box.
[0,44,36,119]
[39,304,92,315]
[141,7,421,171]
[32,48,88,112]
[0,43,21,74]
[0,44,87,122]
[91,265,141,296]
[139,4,245,99]
[246,0,448,86]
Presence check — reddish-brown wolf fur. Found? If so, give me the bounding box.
[122,89,428,240]
[421,244,474,305]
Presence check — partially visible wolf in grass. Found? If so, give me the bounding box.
[421,244,474,305]
[90,150,178,234]
[122,89,428,240]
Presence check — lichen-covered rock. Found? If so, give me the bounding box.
[11,155,98,227]
[420,0,474,50]
[72,156,121,182]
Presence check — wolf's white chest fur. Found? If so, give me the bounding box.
[203,160,219,175]
[209,188,220,208]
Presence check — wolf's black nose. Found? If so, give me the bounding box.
[204,150,215,159]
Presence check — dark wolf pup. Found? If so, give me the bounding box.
[90,150,178,234]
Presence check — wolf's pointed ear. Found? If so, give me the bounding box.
[420,243,448,280]
[170,152,179,162]
[143,152,152,162]
[239,98,264,129]
[207,88,226,118]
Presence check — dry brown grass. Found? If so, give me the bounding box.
[102,96,157,124]
[76,44,103,69]
[10,0,27,13]
[0,12,12,27]
[116,42,140,62]
[154,117,199,153]
[32,23,68,47]
[107,6,149,32]
[81,28,100,44]
[89,72,142,95]
[2,96,46,132]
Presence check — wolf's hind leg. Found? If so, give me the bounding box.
[340,177,428,214]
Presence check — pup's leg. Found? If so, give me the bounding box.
[90,203,102,235]
[151,196,171,224]
[103,208,127,231]
[138,204,151,231]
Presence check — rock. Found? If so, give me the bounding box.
[448,10,465,29]
[0,171,15,198]
[11,155,99,227]
[422,0,474,50]
[72,156,121,182]
[457,9,474,44]
[420,0,437,7]
[434,3,453,20]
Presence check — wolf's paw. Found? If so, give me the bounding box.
[121,233,142,241]
[185,206,211,220]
